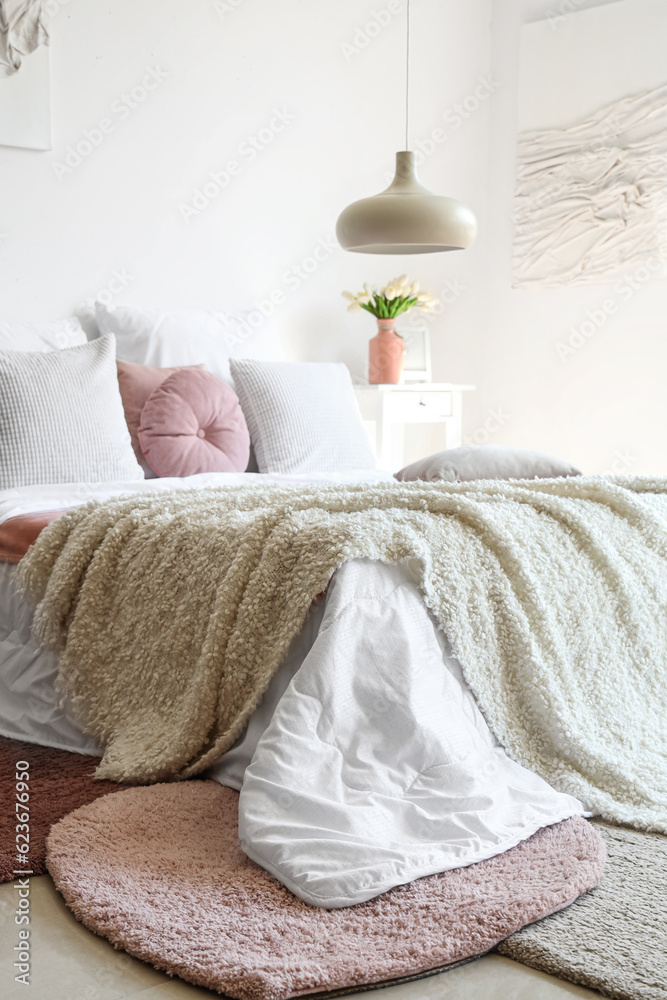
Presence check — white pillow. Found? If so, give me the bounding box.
[229,359,376,475]
[95,302,282,384]
[395,445,582,482]
[0,318,87,353]
[0,334,144,489]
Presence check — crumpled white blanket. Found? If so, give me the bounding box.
[209,559,584,908]
[0,0,48,78]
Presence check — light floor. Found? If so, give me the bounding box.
[0,876,600,1000]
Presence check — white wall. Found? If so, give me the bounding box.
[0,0,492,395]
[1,0,663,474]
[482,0,667,475]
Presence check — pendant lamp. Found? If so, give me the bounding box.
[336,0,477,255]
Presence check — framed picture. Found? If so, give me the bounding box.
[398,325,431,382]
[0,9,51,151]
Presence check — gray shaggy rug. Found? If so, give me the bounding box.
[498,822,667,1000]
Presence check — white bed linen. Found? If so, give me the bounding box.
[211,559,584,908]
[0,472,585,909]
[0,468,393,525]
[0,470,392,754]
[0,561,101,754]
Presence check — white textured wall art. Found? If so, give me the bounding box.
[512,85,667,288]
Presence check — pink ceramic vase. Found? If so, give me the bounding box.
[368,319,405,385]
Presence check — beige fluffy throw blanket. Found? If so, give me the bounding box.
[17,477,667,832]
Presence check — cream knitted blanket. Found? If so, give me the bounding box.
[17,477,667,832]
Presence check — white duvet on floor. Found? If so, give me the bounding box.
[213,559,585,908]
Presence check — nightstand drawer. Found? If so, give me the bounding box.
[384,391,453,422]
[353,382,475,469]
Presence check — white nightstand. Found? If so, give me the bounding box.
[354,383,476,470]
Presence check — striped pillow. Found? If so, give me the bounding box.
[229,359,376,474]
[0,335,144,488]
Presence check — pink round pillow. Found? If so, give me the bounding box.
[138,368,250,478]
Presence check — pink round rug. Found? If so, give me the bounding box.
[46,782,605,1000]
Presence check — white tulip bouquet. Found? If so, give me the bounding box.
[342,275,438,319]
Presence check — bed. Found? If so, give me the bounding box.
[1,307,665,918]
[0,470,586,908]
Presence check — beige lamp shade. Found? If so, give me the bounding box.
[336,151,477,254]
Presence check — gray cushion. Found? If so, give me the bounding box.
[0,334,144,488]
[395,445,581,483]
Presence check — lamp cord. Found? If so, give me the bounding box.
[405,0,410,150]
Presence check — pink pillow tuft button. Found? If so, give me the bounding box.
[196,428,206,439]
